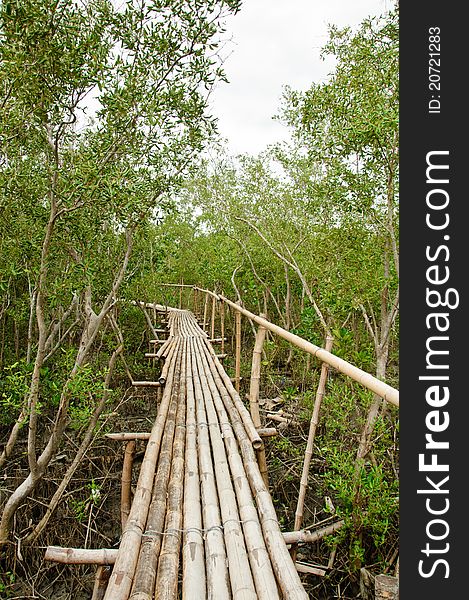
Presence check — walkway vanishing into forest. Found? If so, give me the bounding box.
[44,290,399,600]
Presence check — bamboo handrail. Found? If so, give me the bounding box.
[147,288,399,406]
[218,295,399,407]
[104,340,182,600]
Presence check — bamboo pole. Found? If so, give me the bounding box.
[249,316,268,486]
[196,340,306,599]
[155,341,187,600]
[235,301,242,393]
[191,337,231,600]
[121,440,136,530]
[192,286,220,300]
[130,349,183,600]
[103,340,181,600]
[195,338,257,600]
[203,341,262,450]
[132,381,162,387]
[282,520,345,545]
[45,546,118,564]
[106,433,151,441]
[249,316,266,426]
[220,301,225,354]
[195,337,279,600]
[182,345,206,599]
[191,340,231,600]
[219,295,399,407]
[257,428,277,438]
[203,292,209,332]
[292,335,334,562]
[295,563,326,576]
[210,295,216,341]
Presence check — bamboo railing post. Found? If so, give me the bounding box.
[235,301,242,393]
[179,280,183,309]
[202,292,209,332]
[249,315,268,486]
[210,294,216,340]
[291,335,334,561]
[121,440,136,530]
[220,301,225,354]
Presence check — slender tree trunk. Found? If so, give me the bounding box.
[24,343,123,544]
[0,230,134,546]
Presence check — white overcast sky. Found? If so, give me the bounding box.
[209,0,391,156]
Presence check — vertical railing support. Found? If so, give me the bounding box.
[235,301,242,393]
[249,315,268,486]
[291,334,334,561]
[220,301,225,355]
[210,294,216,340]
[203,292,209,332]
[121,440,136,530]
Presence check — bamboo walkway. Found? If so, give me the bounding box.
[103,307,308,600]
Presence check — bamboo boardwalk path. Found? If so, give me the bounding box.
[103,306,308,600]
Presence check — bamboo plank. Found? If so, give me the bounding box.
[103,340,181,600]
[155,340,187,600]
[194,338,257,600]
[182,346,206,599]
[195,338,279,600]
[130,349,183,600]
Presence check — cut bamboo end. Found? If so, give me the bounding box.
[106,433,151,441]
[282,520,344,545]
[132,381,162,387]
[45,546,118,565]
[266,413,291,424]
[257,427,278,438]
[215,353,227,359]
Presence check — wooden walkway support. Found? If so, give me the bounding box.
[46,306,309,599]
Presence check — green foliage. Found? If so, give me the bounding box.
[66,364,109,431]
[0,570,15,597]
[0,361,30,424]
[319,381,399,570]
[70,479,102,522]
